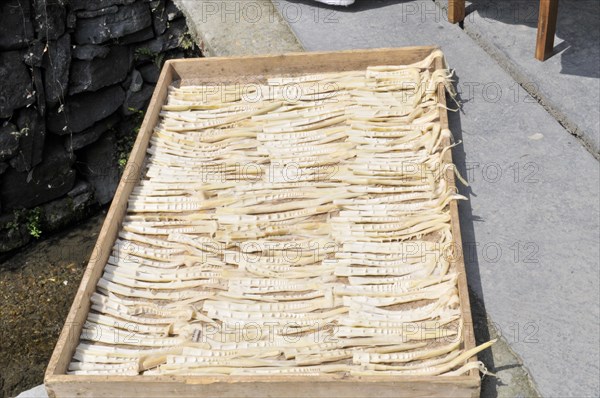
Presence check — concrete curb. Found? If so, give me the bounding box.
[174,0,304,57]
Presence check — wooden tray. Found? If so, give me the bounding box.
[45,47,479,398]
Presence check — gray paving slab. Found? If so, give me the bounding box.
[440,0,600,157]
[273,0,600,396]
[174,0,303,56]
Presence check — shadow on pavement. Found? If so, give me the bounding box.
[462,0,599,78]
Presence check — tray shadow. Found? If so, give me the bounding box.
[447,74,500,397]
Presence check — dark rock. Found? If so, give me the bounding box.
[70,0,136,11]
[74,2,152,44]
[139,62,160,83]
[40,196,75,233]
[134,17,186,54]
[0,0,34,50]
[0,51,34,118]
[71,181,96,211]
[47,85,125,134]
[165,0,183,21]
[122,83,154,115]
[121,72,133,91]
[40,190,95,234]
[0,162,8,175]
[133,49,156,64]
[129,69,144,92]
[72,44,110,60]
[0,123,19,162]
[76,5,118,18]
[114,112,142,134]
[42,34,71,105]
[67,179,91,198]
[65,112,120,151]
[8,108,45,172]
[31,67,46,116]
[71,189,95,211]
[164,50,186,62]
[23,40,45,67]
[77,130,120,205]
[69,46,130,94]
[66,130,102,151]
[150,0,167,36]
[66,11,77,29]
[0,213,31,253]
[68,179,97,212]
[32,0,66,41]
[120,26,155,45]
[0,140,76,211]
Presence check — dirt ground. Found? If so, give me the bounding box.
[0,213,105,398]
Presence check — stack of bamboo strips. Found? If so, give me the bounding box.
[69,50,494,377]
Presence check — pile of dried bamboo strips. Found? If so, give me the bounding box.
[69,50,494,377]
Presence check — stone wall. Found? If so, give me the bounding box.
[0,0,199,253]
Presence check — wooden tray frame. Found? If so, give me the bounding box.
[45,47,479,398]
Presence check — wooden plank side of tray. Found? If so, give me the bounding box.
[45,48,481,398]
[44,62,176,384]
[45,375,479,398]
[170,46,439,83]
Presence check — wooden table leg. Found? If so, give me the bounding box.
[535,0,559,61]
[448,0,465,24]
